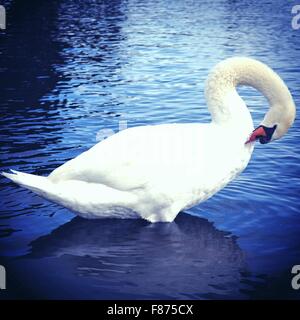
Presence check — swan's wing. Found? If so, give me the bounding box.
[48,124,208,192]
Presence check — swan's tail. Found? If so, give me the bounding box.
[1,169,137,219]
[1,170,55,198]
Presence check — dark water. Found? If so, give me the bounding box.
[0,0,300,299]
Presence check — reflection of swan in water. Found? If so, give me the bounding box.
[27,213,247,299]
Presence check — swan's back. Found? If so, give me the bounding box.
[49,123,209,188]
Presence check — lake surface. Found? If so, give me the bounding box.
[0,0,300,299]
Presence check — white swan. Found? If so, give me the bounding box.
[2,57,296,222]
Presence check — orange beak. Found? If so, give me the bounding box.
[245,126,267,144]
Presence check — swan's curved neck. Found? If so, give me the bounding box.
[205,57,295,138]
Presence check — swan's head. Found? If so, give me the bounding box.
[246,98,296,145]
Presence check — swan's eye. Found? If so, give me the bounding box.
[258,125,277,144]
[258,135,269,144]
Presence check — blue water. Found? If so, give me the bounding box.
[1,0,300,299]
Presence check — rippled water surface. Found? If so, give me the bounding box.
[1,0,300,299]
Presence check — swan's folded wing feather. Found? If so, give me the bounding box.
[48,126,166,191]
[48,124,207,192]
